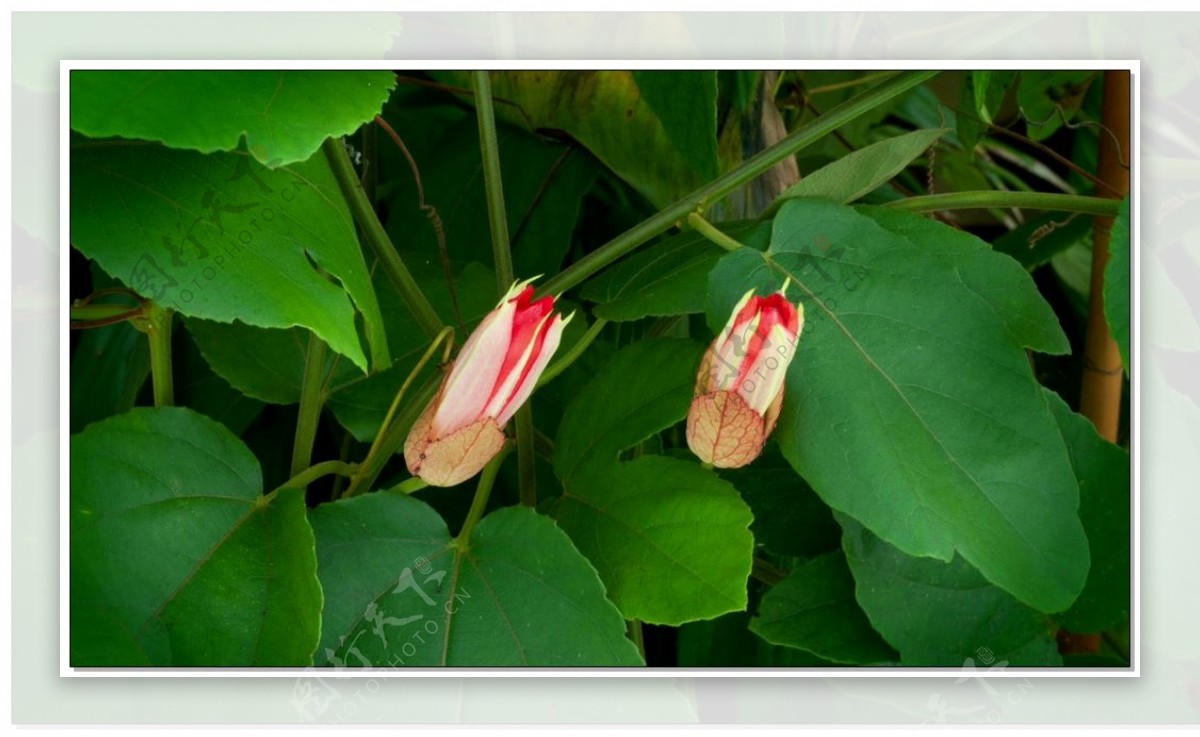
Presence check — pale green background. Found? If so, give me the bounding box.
[20,11,1196,725]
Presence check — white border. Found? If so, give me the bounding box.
[59,59,1141,679]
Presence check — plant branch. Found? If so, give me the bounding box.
[1079,70,1131,444]
[687,212,746,253]
[454,446,511,550]
[323,136,443,339]
[537,71,939,298]
[473,70,516,293]
[273,460,358,496]
[884,191,1121,217]
[290,332,328,479]
[138,302,174,407]
[342,328,455,499]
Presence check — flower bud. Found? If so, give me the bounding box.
[687,285,803,468]
[405,278,572,487]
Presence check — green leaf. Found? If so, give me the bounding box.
[770,128,946,211]
[174,325,264,436]
[70,407,321,666]
[309,493,641,666]
[554,338,704,483]
[434,70,718,210]
[580,221,767,322]
[555,455,754,626]
[71,139,390,373]
[185,318,316,405]
[958,71,1016,151]
[1017,71,1096,142]
[678,611,835,667]
[1045,390,1131,633]
[1104,196,1131,373]
[706,199,1088,613]
[992,211,1092,270]
[552,339,755,625]
[973,70,1016,124]
[749,551,897,665]
[840,516,1062,666]
[70,320,149,433]
[70,70,395,167]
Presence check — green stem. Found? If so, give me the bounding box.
[627,619,646,661]
[392,476,430,495]
[142,303,174,407]
[473,70,536,508]
[537,71,939,297]
[472,70,515,293]
[687,212,745,253]
[454,447,510,549]
[515,406,537,507]
[323,137,443,339]
[272,460,358,496]
[885,191,1121,217]
[342,329,454,499]
[70,304,141,322]
[290,332,328,479]
[536,317,608,389]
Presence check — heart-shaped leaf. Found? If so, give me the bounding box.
[309,493,641,666]
[706,199,1087,613]
[70,407,321,666]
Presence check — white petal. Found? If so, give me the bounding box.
[711,312,759,391]
[431,296,515,436]
[494,312,569,426]
[712,288,757,351]
[737,323,797,415]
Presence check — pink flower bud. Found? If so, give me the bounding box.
[687,285,803,468]
[405,278,572,487]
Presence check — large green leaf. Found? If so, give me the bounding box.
[309,493,641,666]
[552,339,755,625]
[706,199,1087,613]
[70,407,321,666]
[434,70,718,209]
[580,221,767,322]
[71,139,389,372]
[1045,390,1131,633]
[769,128,946,211]
[1104,196,1132,373]
[749,551,898,665]
[840,516,1061,666]
[70,70,394,167]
